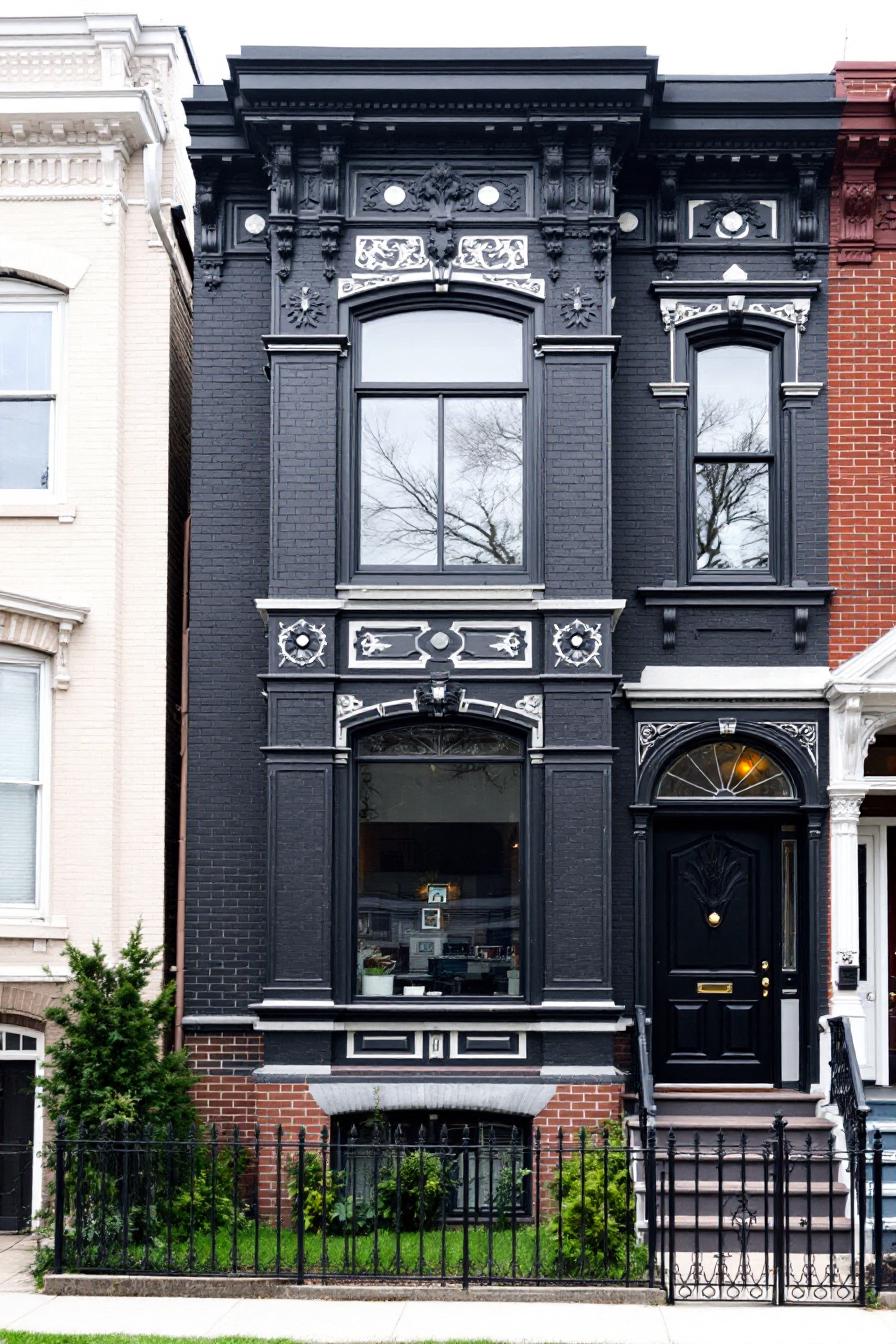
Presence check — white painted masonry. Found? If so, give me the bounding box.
[0,14,193,1031]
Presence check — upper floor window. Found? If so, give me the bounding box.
[0,654,46,907]
[693,343,772,575]
[0,284,62,492]
[356,309,526,571]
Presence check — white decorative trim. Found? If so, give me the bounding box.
[657,293,813,382]
[760,721,818,769]
[781,381,824,398]
[637,721,696,767]
[277,618,327,669]
[355,234,427,271]
[346,620,429,671]
[309,1081,556,1117]
[649,381,690,399]
[340,232,544,300]
[0,590,87,690]
[624,664,830,705]
[551,618,603,669]
[449,1031,527,1060]
[335,688,543,754]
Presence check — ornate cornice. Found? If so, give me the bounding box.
[831,72,896,263]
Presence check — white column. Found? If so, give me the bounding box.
[828,791,868,1060]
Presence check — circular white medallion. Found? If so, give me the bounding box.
[244,213,266,236]
[617,210,639,234]
[477,184,501,207]
[430,631,450,651]
[383,184,407,207]
[721,210,745,234]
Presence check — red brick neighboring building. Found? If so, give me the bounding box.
[826,65,896,1087]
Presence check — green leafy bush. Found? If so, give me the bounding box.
[542,1124,645,1280]
[376,1148,457,1230]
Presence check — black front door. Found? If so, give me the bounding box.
[0,1061,34,1231]
[653,821,775,1084]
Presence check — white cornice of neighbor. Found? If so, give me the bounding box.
[0,89,165,152]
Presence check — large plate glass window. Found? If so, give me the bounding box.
[692,343,773,575]
[0,285,60,491]
[356,309,526,572]
[356,724,522,998]
[0,658,44,906]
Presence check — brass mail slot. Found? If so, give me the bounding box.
[697,981,733,995]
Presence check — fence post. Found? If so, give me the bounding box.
[645,1123,657,1288]
[53,1116,65,1274]
[461,1125,470,1291]
[772,1112,786,1306]
[872,1127,883,1299]
[667,1129,676,1305]
[857,1113,867,1308]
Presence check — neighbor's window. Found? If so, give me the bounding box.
[0,286,61,491]
[356,724,522,998]
[693,344,772,574]
[357,309,526,570]
[0,658,44,905]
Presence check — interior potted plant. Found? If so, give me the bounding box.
[361,949,396,997]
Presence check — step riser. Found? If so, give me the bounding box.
[650,1192,850,1220]
[644,1158,845,1184]
[650,1229,855,1254]
[656,1100,819,1118]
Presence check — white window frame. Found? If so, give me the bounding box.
[0,280,65,505]
[0,648,51,919]
[0,1023,44,1222]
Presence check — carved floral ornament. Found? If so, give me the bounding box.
[656,293,814,386]
[334,684,543,760]
[551,619,602,669]
[277,618,327,668]
[339,233,545,299]
[637,719,818,773]
[285,283,329,329]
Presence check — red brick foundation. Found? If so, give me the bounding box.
[187,1032,263,1134]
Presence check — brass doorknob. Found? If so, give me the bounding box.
[761,976,770,988]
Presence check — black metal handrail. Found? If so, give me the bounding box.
[633,1005,656,1144]
[827,1015,869,1151]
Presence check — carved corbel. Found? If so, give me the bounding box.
[415,160,466,284]
[318,138,343,281]
[655,161,680,273]
[793,161,819,274]
[416,674,464,718]
[539,140,566,282]
[195,168,224,292]
[267,140,296,282]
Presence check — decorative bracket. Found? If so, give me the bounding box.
[655,161,680,273]
[539,138,566,282]
[196,168,223,291]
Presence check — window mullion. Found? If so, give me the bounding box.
[437,394,445,571]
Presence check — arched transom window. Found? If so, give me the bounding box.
[657,740,794,800]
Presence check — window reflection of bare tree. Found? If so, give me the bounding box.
[361,399,523,565]
[695,395,769,570]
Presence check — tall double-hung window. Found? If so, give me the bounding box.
[0,654,46,908]
[355,309,526,572]
[0,284,62,492]
[693,341,773,572]
[692,343,773,575]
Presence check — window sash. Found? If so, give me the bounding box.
[0,658,45,909]
[0,298,60,494]
[357,392,525,572]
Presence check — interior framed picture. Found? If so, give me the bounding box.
[421,907,441,931]
[425,883,448,904]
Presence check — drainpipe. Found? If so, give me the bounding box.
[174,516,190,1050]
[143,140,192,291]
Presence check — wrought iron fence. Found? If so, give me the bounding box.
[49,1116,888,1302]
[51,1120,649,1288]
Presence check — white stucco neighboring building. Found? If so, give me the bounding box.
[0,12,194,1222]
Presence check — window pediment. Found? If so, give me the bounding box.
[0,590,87,689]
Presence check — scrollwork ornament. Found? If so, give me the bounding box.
[278,619,327,668]
[285,284,328,329]
[637,721,696,767]
[560,284,598,328]
[552,619,603,669]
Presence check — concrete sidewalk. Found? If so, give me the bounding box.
[0,1294,893,1342]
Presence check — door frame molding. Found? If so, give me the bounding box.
[856,820,893,1085]
[631,719,826,1091]
[0,1024,44,1223]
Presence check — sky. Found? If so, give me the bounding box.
[6,0,896,83]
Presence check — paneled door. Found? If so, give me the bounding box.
[653,822,775,1083]
[0,1061,34,1231]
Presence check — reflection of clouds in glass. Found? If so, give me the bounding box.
[361,311,522,383]
[359,396,523,569]
[695,461,769,570]
[697,346,769,456]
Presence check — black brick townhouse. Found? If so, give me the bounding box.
[182,48,840,1140]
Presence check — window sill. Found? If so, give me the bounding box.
[0,499,76,522]
[0,918,69,940]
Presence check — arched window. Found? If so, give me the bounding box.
[693,342,773,575]
[656,740,794,800]
[356,723,523,998]
[355,308,527,572]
